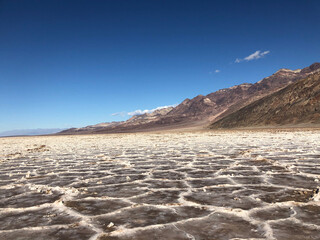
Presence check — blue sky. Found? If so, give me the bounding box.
[1,0,320,132]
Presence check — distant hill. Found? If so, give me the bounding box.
[59,107,174,134]
[60,62,320,134]
[0,128,65,137]
[210,71,320,129]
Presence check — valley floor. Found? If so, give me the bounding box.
[0,130,320,240]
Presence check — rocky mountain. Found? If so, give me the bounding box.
[60,62,320,134]
[59,107,175,134]
[60,122,124,134]
[210,71,320,129]
[125,107,174,125]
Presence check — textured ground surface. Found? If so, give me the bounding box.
[0,131,320,240]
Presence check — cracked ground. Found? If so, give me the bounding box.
[0,131,320,240]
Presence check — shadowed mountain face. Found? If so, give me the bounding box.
[210,71,320,129]
[60,63,320,134]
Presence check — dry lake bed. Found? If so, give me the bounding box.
[0,131,320,240]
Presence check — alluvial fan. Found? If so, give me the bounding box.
[0,131,320,240]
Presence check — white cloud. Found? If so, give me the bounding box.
[244,50,270,61]
[235,50,270,63]
[209,69,220,74]
[128,105,177,116]
[111,112,126,117]
[127,109,151,116]
[112,104,177,117]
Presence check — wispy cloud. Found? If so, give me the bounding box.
[235,50,270,63]
[111,104,177,117]
[111,112,127,117]
[209,69,220,74]
[128,109,152,116]
[128,105,177,116]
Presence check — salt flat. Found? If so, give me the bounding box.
[0,131,320,240]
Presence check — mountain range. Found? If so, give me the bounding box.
[210,69,320,129]
[0,128,65,137]
[60,62,320,134]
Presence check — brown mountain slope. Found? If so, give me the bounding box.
[60,63,320,134]
[165,63,320,123]
[210,71,320,129]
[59,107,174,134]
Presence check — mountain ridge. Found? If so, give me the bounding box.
[0,128,65,137]
[210,71,320,129]
[59,62,320,134]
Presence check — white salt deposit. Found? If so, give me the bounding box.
[0,130,320,239]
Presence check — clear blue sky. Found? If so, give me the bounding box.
[1,0,320,132]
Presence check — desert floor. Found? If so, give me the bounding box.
[0,131,320,240]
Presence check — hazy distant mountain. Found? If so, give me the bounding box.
[59,107,175,134]
[0,128,65,137]
[210,71,320,129]
[60,62,320,134]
